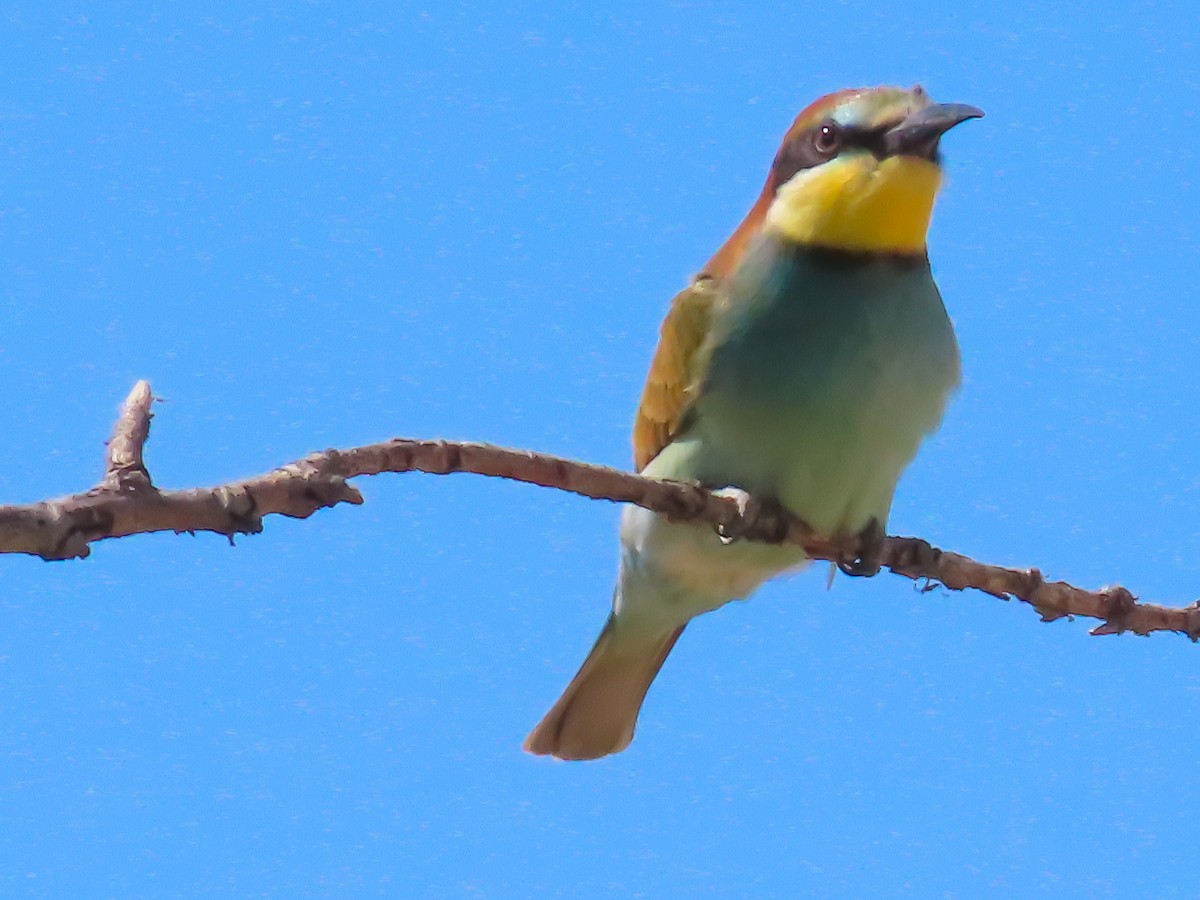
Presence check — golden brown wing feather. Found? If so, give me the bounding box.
[631,276,721,471]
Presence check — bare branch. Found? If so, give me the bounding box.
[3,382,1198,641]
[100,379,155,491]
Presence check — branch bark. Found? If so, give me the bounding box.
[3,382,1198,641]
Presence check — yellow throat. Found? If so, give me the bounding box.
[764,153,943,255]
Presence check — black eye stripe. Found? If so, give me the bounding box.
[816,123,890,159]
[772,120,896,187]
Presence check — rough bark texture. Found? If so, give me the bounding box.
[3,382,1197,641]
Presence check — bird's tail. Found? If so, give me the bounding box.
[524,615,685,761]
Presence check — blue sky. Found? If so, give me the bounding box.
[2,2,1199,896]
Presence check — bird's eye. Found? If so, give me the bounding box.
[811,120,840,156]
[814,120,842,156]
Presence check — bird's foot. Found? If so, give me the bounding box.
[837,518,885,578]
[711,487,789,545]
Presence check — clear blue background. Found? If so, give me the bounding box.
[2,3,1199,896]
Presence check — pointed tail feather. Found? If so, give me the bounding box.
[524,616,686,761]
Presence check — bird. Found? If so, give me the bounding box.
[525,85,981,760]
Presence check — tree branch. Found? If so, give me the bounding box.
[3,382,1198,641]
[100,380,155,491]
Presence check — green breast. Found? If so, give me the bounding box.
[656,238,960,537]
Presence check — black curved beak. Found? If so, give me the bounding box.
[886,102,984,160]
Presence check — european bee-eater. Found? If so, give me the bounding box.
[526,85,980,760]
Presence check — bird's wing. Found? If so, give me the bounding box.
[631,275,721,471]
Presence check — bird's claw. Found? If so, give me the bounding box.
[713,487,753,544]
[711,487,789,545]
[837,518,885,578]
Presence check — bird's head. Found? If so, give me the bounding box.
[764,85,982,255]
